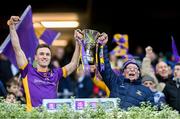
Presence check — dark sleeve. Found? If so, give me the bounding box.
[99,45,121,90]
[146,89,155,106]
[84,75,94,97]
[0,80,7,96]
[162,84,169,103]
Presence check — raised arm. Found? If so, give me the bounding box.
[141,46,158,85]
[98,33,120,89]
[62,30,80,76]
[7,16,28,68]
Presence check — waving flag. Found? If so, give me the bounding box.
[111,33,131,60]
[0,5,39,68]
[113,33,129,49]
[171,36,180,62]
[40,29,61,45]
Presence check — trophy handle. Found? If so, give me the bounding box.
[76,29,83,35]
[97,32,108,45]
[74,29,84,44]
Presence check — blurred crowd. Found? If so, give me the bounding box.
[0,39,180,112]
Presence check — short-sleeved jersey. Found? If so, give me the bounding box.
[20,64,63,108]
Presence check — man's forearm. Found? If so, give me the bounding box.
[9,23,28,68]
[64,41,80,76]
[70,41,80,66]
[9,25,22,52]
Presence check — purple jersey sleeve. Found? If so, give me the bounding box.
[56,67,63,80]
[19,64,29,79]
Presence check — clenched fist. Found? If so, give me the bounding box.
[145,46,155,61]
[74,29,83,44]
[98,32,108,46]
[7,16,20,26]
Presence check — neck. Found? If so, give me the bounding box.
[37,65,48,72]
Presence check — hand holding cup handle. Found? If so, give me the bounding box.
[74,29,84,44]
[98,32,108,46]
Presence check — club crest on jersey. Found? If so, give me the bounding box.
[136,90,142,96]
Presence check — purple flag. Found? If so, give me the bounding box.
[40,29,60,45]
[0,5,39,68]
[171,36,180,62]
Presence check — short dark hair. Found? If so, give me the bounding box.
[6,77,19,87]
[35,44,51,55]
[175,62,180,67]
[5,92,16,98]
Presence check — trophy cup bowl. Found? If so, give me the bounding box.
[82,29,100,65]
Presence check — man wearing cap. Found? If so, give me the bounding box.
[142,75,166,108]
[97,33,154,110]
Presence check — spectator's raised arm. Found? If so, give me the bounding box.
[141,46,158,85]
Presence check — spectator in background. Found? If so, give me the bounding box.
[141,46,172,91]
[6,76,25,103]
[52,46,67,66]
[6,77,20,95]
[5,92,17,104]
[162,62,180,113]
[0,80,7,97]
[142,75,166,108]
[0,54,14,88]
[75,65,94,98]
[87,64,110,98]
[134,46,145,61]
[155,61,172,83]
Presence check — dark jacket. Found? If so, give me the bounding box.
[100,46,154,110]
[75,75,94,98]
[163,79,180,112]
[156,74,173,84]
[0,80,7,97]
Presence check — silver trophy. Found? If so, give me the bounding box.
[76,29,100,65]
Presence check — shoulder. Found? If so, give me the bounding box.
[139,84,153,94]
[156,82,166,92]
[164,80,176,89]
